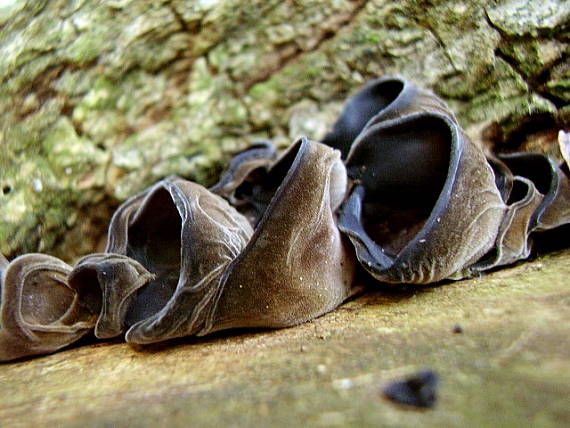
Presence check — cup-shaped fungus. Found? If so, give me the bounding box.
[466,157,543,274]
[322,75,451,158]
[76,138,356,344]
[209,141,277,224]
[201,137,357,336]
[498,152,570,232]
[92,175,254,342]
[0,254,96,361]
[336,111,505,283]
[68,253,155,339]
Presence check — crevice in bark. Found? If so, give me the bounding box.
[423,23,460,75]
[243,0,371,91]
[484,9,569,110]
[167,3,203,35]
[495,112,559,151]
[484,7,570,42]
[13,56,97,120]
[494,49,568,109]
[0,46,57,86]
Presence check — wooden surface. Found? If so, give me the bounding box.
[1,250,569,427]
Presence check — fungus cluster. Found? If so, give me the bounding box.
[2,76,569,362]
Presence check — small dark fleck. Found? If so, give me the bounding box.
[383,369,439,408]
[452,324,463,334]
[2,185,12,195]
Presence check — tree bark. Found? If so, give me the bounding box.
[0,0,568,261]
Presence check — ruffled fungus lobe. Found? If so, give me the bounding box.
[203,138,356,335]
[466,157,543,274]
[467,151,570,274]
[325,78,505,283]
[0,254,96,362]
[68,175,252,342]
[68,254,155,339]
[76,138,356,344]
[323,76,451,158]
[498,153,570,232]
[209,141,277,223]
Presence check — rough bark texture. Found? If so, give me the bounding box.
[0,0,568,261]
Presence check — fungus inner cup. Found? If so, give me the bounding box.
[65,268,103,316]
[347,115,450,256]
[323,78,405,157]
[231,141,303,227]
[123,189,182,326]
[499,153,554,195]
[21,270,76,326]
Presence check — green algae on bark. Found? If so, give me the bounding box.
[0,0,568,260]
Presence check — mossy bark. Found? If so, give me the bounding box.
[0,0,568,261]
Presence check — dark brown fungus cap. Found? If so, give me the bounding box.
[103,175,254,343]
[338,111,505,283]
[326,77,570,282]
[0,254,96,361]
